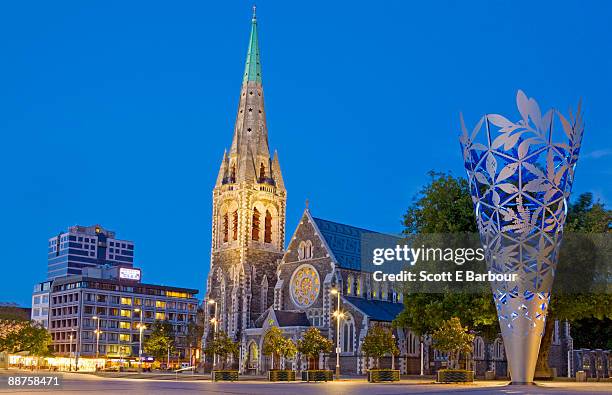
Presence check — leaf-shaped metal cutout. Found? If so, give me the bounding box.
[488,114,514,129]
[497,163,519,183]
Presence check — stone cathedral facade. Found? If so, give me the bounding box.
[203,10,573,377]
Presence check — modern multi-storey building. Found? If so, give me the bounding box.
[47,266,198,365]
[31,280,52,328]
[47,224,134,279]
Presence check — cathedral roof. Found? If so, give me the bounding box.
[312,217,380,271]
[254,309,311,328]
[344,296,404,322]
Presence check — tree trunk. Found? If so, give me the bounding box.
[535,316,555,376]
[376,357,379,369]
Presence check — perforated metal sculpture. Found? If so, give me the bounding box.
[459,91,584,383]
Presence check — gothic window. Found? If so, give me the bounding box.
[493,338,504,360]
[248,342,258,370]
[346,275,353,295]
[264,210,272,243]
[298,240,313,260]
[259,163,266,180]
[222,212,229,243]
[381,283,388,300]
[407,331,420,356]
[230,164,236,181]
[341,315,355,353]
[474,337,485,360]
[232,210,238,241]
[356,277,361,297]
[372,282,379,299]
[252,208,260,241]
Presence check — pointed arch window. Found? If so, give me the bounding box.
[347,275,353,295]
[341,316,355,353]
[252,208,260,241]
[259,163,266,181]
[232,210,238,241]
[222,212,229,243]
[230,164,236,181]
[264,210,272,243]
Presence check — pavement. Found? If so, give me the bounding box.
[0,370,611,394]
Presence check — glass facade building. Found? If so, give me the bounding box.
[47,224,134,279]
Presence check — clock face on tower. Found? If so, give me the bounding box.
[290,264,320,309]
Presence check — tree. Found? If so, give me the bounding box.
[0,320,52,356]
[203,330,238,370]
[144,320,175,363]
[185,307,205,366]
[297,327,333,370]
[535,193,612,375]
[395,172,497,339]
[361,325,399,369]
[432,317,474,370]
[262,325,297,370]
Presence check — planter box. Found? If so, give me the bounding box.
[368,369,400,383]
[437,369,474,383]
[301,370,334,382]
[268,370,296,381]
[212,370,239,382]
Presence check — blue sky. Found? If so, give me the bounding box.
[1,1,610,306]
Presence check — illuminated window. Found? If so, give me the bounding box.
[155,312,166,320]
[120,309,131,318]
[119,334,130,342]
[166,291,189,299]
[347,275,353,295]
[264,210,272,243]
[120,297,132,305]
[232,210,238,241]
[156,301,166,309]
[119,322,130,329]
[356,277,361,296]
[223,212,229,243]
[252,208,260,241]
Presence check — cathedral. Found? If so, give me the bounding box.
[203,9,573,377]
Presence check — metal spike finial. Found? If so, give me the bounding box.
[305,198,309,209]
[252,5,257,20]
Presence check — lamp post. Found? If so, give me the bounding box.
[391,334,396,370]
[69,332,74,371]
[134,308,145,372]
[208,299,218,370]
[93,316,102,370]
[330,288,342,379]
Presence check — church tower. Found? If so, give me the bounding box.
[205,7,286,343]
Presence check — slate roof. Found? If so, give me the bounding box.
[254,310,311,328]
[312,217,379,271]
[344,296,404,322]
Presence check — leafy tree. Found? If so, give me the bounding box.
[297,327,333,370]
[432,317,474,370]
[185,308,205,366]
[395,172,497,338]
[361,325,399,369]
[144,320,175,363]
[0,320,52,356]
[262,325,297,370]
[203,330,239,370]
[535,193,612,374]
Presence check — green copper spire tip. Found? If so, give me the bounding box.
[243,5,262,83]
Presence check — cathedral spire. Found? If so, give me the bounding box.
[243,5,262,84]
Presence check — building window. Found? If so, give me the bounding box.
[474,336,485,360]
[222,212,229,243]
[493,338,504,360]
[120,309,131,318]
[356,277,361,297]
[252,208,260,241]
[341,316,355,353]
[407,331,420,356]
[156,312,165,320]
[156,301,166,309]
[264,210,272,243]
[119,334,130,342]
[232,210,238,241]
[347,275,353,295]
[120,297,132,306]
[119,322,130,329]
[259,163,266,180]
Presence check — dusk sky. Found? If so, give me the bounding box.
[1,0,611,306]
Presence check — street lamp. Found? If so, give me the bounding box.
[330,288,343,379]
[208,299,218,370]
[92,316,101,360]
[69,332,74,371]
[134,308,145,372]
[391,334,396,370]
